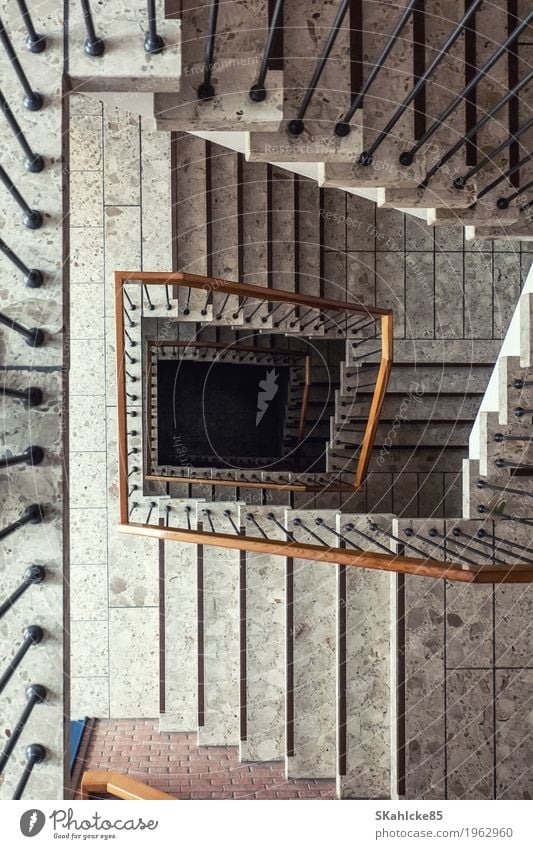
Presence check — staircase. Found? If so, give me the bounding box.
[67,0,533,241]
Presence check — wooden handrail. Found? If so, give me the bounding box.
[80,770,175,801]
[118,522,533,584]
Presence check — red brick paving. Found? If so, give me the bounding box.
[76,719,336,800]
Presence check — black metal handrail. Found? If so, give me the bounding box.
[0,565,46,620]
[400,11,533,166]
[0,504,44,542]
[359,0,483,166]
[0,625,44,695]
[288,0,351,135]
[12,744,46,799]
[15,0,46,53]
[423,73,533,186]
[0,310,44,345]
[335,0,419,137]
[80,0,104,57]
[250,0,284,102]
[0,685,46,776]
[0,162,42,229]
[497,177,533,210]
[453,116,533,189]
[0,236,43,287]
[0,15,42,110]
[0,88,44,173]
[198,0,220,100]
[0,445,44,469]
[0,384,43,407]
[145,0,164,54]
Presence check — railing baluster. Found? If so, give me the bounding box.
[0,504,44,541]
[360,0,483,165]
[266,512,296,541]
[0,235,43,287]
[0,88,44,172]
[335,0,419,137]
[0,625,44,695]
[246,513,268,539]
[452,527,533,565]
[0,565,45,620]
[497,177,533,211]
[0,445,44,469]
[474,153,533,204]
[513,378,533,390]
[476,479,533,498]
[477,505,533,526]
[15,0,46,53]
[315,517,363,550]
[0,310,44,345]
[223,509,241,535]
[79,0,104,57]
[145,502,157,524]
[0,384,42,408]
[400,12,533,166]
[0,685,47,775]
[479,528,533,558]
[250,0,284,102]
[288,0,351,135]
[494,457,533,470]
[165,285,172,311]
[12,744,46,799]
[145,0,164,54]
[0,162,42,229]
[0,15,42,110]
[124,329,136,347]
[202,508,216,533]
[198,0,220,101]
[292,517,329,546]
[514,406,533,417]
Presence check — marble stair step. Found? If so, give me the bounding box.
[197,501,244,746]
[465,217,533,243]
[377,183,477,210]
[331,420,473,449]
[284,509,339,779]
[329,446,468,475]
[239,507,287,763]
[246,119,363,164]
[497,356,533,428]
[154,0,283,131]
[340,363,493,394]
[335,513,397,799]
[159,499,201,733]
[479,410,533,478]
[428,205,520,228]
[335,393,483,424]
[520,293,533,369]
[318,157,426,190]
[346,338,501,366]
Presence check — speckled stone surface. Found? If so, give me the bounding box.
[109,607,159,717]
[240,507,286,762]
[198,502,243,746]
[336,514,396,799]
[285,510,337,779]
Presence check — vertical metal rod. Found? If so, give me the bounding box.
[250,0,285,102]
[0,684,47,775]
[0,310,44,345]
[0,162,42,228]
[12,744,46,799]
[0,565,45,620]
[0,15,42,109]
[0,88,44,172]
[15,0,46,53]
[0,235,43,287]
[197,0,220,100]
[0,626,44,695]
[145,0,165,54]
[79,0,105,57]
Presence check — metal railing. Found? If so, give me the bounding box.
[15,0,46,53]
[0,14,42,109]
[197,0,220,100]
[0,236,43,287]
[0,565,46,620]
[0,685,46,776]
[0,626,44,696]
[12,744,46,799]
[0,503,44,541]
[250,0,284,102]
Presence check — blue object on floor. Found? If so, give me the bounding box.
[70,718,88,773]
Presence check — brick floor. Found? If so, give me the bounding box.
[75,720,337,800]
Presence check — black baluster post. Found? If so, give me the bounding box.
[0,89,44,172]
[0,162,42,228]
[0,626,44,695]
[0,685,47,776]
[198,0,220,100]
[0,311,45,345]
[15,0,46,53]
[80,0,105,57]
[0,384,43,408]
[250,0,284,102]
[0,565,46,620]
[0,445,44,469]
[12,744,46,799]
[145,0,164,54]
[0,16,42,110]
[0,236,44,287]
[0,504,45,541]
